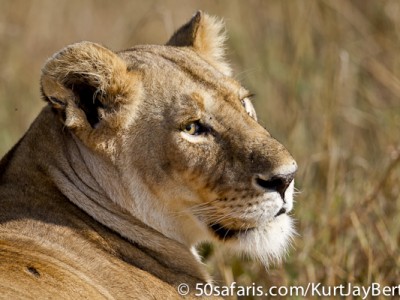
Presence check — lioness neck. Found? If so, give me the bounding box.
[1,106,209,283]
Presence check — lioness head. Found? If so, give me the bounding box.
[40,12,297,266]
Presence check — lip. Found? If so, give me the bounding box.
[209,223,256,240]
[274,207,286,217]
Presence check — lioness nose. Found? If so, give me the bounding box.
[254,163,297,199]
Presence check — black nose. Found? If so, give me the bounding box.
[255,173,295,199]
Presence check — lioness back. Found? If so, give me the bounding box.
[0,11,296,299]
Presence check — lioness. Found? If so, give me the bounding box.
[0,11,297,299]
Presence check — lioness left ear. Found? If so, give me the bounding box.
[167,11,232,76]
[41,41,138,130]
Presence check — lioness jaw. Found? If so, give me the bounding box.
[0,11,296,299]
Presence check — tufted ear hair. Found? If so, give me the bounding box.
[41,41,139,130]
[166,11,232,76]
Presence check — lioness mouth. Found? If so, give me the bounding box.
[275,207,286,217]
[209,223,255,240]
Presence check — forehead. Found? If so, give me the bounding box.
[118,45,247,105]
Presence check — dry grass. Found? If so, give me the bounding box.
[1,1,399,299]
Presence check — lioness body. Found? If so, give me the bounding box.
[0,12,296,299]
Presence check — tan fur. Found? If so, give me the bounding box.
[167,11,231,76]
[0,11,296,299]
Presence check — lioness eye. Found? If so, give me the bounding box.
[182,121,205,135]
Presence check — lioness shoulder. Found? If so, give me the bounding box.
[0,11,296,299]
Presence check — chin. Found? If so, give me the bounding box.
[226,214,295,267]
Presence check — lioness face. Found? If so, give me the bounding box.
[117,44,297,265]
[41,12,297,265]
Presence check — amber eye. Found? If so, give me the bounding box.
[182,121,208,135]
[183,122,199,135]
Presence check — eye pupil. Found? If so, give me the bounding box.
[183,122,203,135]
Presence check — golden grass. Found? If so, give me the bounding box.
[1,1,399,299]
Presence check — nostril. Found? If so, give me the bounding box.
[255,174,294,199]
[256,177,284,191]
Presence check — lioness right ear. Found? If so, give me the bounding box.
[41,41,137,130]
[167,11,232,76]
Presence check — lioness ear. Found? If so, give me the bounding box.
[167,11,232,76]
[41,41,137,129]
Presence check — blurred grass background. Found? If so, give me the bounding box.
[1,0,399,299]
